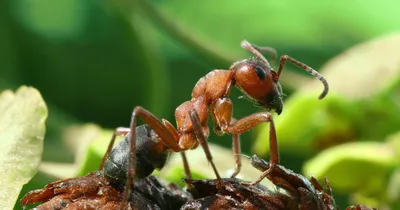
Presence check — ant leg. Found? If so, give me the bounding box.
[189,110,222,187]
[211,98,243,177]
[99,127,130,170]
[276,55,329,99]
[230,134,241,178]
[211,98,275,178]
[120,106,181,209]
[162,119,193,180]
[180,151,192,179]
[224,112,278,185]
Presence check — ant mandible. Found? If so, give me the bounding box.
[99,40,329,208]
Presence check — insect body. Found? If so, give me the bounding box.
[22,40,329,210]
[100,40,329,208]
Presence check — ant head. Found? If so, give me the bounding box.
[230,41,283,114]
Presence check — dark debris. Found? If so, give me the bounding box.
[21,171,191,210]
[21,156,377,210]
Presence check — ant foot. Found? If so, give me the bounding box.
[249,161,276,186]
[230,170,240,178]
[216,180,223,189]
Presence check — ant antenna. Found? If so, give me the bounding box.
[250,44,278,62]
[241,40,273,69]
[311,68,329,99]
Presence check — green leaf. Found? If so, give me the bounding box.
[303,141,398,196]
[253,92,356,156]
[11,0,87,40]
[387,167,400,208]
[74,125,116,176]
[158,0,400,53]
[301,34,400,100]
[0,86,47,209]
[163,166,208,187]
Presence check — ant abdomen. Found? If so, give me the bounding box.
[104,124,170,182]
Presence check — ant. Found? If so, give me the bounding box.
[99,40,329,208]
[21,40,328,209]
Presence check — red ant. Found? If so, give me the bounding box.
[99,40,329,208]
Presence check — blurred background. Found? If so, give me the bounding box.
[2,0,400,209]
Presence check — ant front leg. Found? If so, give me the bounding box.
[211,98,279,184]
[99,127,130,169]
[229,113,278,186]
[231,133,241,178]
[210,98,242,178]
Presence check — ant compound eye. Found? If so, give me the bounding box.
[254,66,266,80]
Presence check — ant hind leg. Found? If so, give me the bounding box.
[120,106,180,209]
[99,127,130,170]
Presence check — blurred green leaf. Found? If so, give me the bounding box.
[0,19,20,89]
[7,0,171,128]
[254,92,356,156]
[301,34,400,100]
[386,132,400,159]
[158,1,400,53]
[133,0,239,66]
[303,141,398,200]
[387,166,400,208]
[163,166,208,187]
[11,0,87,40]
[74,124,118,176]
[0,86,47,209]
